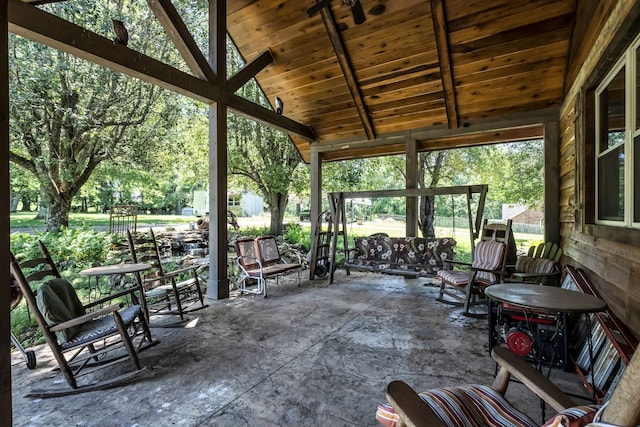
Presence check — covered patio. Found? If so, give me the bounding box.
[4,0,640,424]
[10,272,587,426]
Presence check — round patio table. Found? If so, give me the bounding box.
[486,282,606,410]
[80,262,152,277]
[485,283,606,313]
[80,262,151,302]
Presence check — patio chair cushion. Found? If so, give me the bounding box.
[376,402,399,427]
[540,405,600,427]
[350,236,456,274]
[61,304,143,350]
[376,384,538,427]
[515,256,556,275]
[36,278,86,343]
[436,269,470,286]
[473,240,506,285]
[436,240,506,288]
[377,394,600,427]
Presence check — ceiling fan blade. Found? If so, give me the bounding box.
[351,0,366,25]
[307,0,331,17]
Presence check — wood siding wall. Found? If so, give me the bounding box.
[559,0,640,337]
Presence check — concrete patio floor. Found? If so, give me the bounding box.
[10,271,590,426]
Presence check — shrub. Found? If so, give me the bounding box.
[283,223,311,251]
[10,227,119,345]
[233,225,269,238]
[11,227,118,272]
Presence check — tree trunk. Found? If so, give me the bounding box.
[35,185,49,220]
[420,195,436,238]
[10,191,20,213]
[268,192,288,236]
[20,194,32,212]
[418,151,446,239]
[46,196,72,231]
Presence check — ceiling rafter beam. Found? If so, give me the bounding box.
[319,125,542,162]
[429,0,459,129]
[7,0,316,141]
[146,0,216,82]
[312,107,558,154]
[319,5,376,140]
[227,49,274,93]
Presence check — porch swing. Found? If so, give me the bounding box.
[316,185,489,284]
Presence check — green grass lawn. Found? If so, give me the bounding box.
[10,211,196,228]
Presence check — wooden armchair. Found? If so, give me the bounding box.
[127,228,207,321]
[510,242,562,285]
[436,219,514,316]
[379,345,640,427]
[10,241,158,397]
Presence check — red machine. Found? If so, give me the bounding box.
[490,302,568,370]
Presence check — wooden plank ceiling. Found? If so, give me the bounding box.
[17,0,576,163]
[227,0,575,162]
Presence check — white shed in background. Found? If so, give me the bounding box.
[240,192,264,216]
[185,190,263,217]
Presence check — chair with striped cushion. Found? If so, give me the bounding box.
[376,347,612,427]
[376,346,636,427]
[436,219,513,316]
[378,384,540,427]
[510,242,562,286]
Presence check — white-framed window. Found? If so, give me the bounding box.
[595,32,640,227]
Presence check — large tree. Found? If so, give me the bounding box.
[8,2,180,231]
[470,141,544,210]
[418,141,545,238]
[227,41,303,236]
[227,108,302,235]
[419,151,449,238]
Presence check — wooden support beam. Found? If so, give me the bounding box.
[1,0,12,423]
[318,125,543,162]
[429,0,458,129]
[544,122,560,244]
[146,0,216,82]
[336,185,488,200]
[7,0,316,142]
[328,185,489,255]
[224,92,315,140]
[208,0,229,300]
[309,148,322,279]
[227,49,274,93]
[319,5,375,140]
[405,139,418,237]
[313,108,558,160]
[418,126,543,151]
